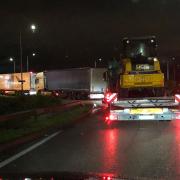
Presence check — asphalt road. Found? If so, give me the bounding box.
[1,107,180,179]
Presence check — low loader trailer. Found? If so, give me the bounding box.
[105,95,180,122]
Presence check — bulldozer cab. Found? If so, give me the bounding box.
[122,36,157,59]
[121,37,159,72]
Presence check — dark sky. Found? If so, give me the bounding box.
[0,0,180,72]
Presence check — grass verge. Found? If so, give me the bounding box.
[0,104,91,144]
[0,95,63,115]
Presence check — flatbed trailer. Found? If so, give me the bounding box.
[106,96,180,121]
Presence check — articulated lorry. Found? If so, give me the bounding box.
[0,72,36,95]
[104,36,180,122]
[35,68,107,99]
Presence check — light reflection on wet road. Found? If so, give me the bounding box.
[1,108,180,179]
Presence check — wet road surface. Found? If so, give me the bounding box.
[1,108,180,179]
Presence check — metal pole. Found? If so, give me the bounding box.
[27,55,29,72]
[173,60,176,81]
[94,60,96,68]
[20,32,23,93]
[14,61,16,73]
[167,60,169,81]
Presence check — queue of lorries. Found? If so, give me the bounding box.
[0,68,107,99]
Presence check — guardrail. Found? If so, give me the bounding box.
[0,101,82,123]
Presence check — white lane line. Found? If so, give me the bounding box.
[0,131,61,169]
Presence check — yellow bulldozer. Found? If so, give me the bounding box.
[119,36,164,97]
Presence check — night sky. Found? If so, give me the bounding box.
[0,0,180,72]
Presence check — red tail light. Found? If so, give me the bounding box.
[105,116,109,121]
[102,176,112,180]
[109,114,117,120]
[105,113,117,122]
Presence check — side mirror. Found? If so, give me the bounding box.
[103,71,108,81]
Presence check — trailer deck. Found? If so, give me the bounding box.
[106,96,180,121]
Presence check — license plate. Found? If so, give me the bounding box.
[139,115,155,120]
[130,108,163,114]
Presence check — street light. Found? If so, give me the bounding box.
[9,57,16,73]
[94,58,102,68]
[19,24,38,93]
[27,53,36,72]
[30,24,37,33]
[9,57,13,61]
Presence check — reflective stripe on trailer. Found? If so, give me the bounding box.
[175,94,180,103]
[110,113,174,121]
[106,93,117,103]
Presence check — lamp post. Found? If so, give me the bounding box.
[27,53,36,72]
[20,32,23,93]
[94,58,102,68]
[167,59,169,81]
[9,57,16,73]
[172,57,176,81]
[19,24,37,94]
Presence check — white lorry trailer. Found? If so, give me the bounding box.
[35,68,107,99]
[0,72,36,95]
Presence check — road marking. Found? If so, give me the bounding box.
[0,131,61,169]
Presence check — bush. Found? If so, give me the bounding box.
[0,105,91,144]
[0,95,62,115]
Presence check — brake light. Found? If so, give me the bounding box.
[105,113,117,121]
[102,176,112,180]
[105,116,109,121]
[109,114,117,120]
